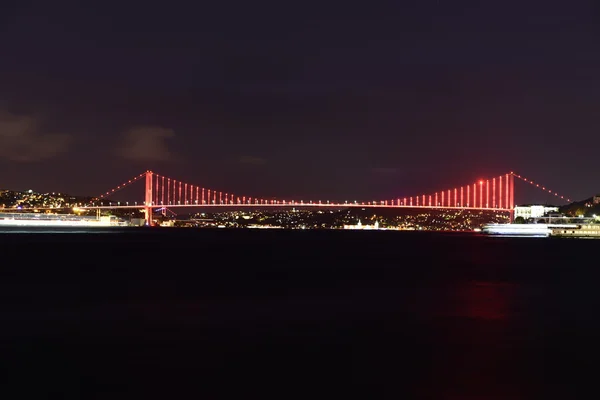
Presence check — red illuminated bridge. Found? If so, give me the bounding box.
[61,170,571,226]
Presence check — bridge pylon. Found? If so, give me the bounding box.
[144,170,154,226]
[509,172,515,222]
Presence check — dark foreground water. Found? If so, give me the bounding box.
[1,228,599,399]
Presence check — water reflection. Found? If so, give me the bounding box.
[457,281,517,320]
[422,281,528,399]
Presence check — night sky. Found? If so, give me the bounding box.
[1,0,599,204]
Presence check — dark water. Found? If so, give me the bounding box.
[1,228,599,399]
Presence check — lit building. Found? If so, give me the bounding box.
[343,219,382,230]
[514,205,559,220]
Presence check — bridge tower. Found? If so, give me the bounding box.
[144,170,154,226]
[509,172,515,222]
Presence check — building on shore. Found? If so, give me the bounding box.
[514,205,559,220]
[343,220,382,230]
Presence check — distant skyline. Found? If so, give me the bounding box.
[1,0,599,204]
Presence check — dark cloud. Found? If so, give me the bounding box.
[239,155,267,165]
[116,126,176,162]
[371,167,401,175]
[0,110,71,162]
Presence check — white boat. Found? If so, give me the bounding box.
[0,213,127,227]
[481,223,579,237]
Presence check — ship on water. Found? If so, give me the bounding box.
[0,212,128,227]
[481,222,579,237]
[481,210,597,237]
[482,214,599,237]
[550,224,600,237]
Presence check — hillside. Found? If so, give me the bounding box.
[0,189,131,215]
[559,195,600,217]
[0,189,93,210]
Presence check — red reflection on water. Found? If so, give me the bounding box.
[419,281,526,399]
[459,281,515,320]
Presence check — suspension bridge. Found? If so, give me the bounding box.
[63,170,571,226]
